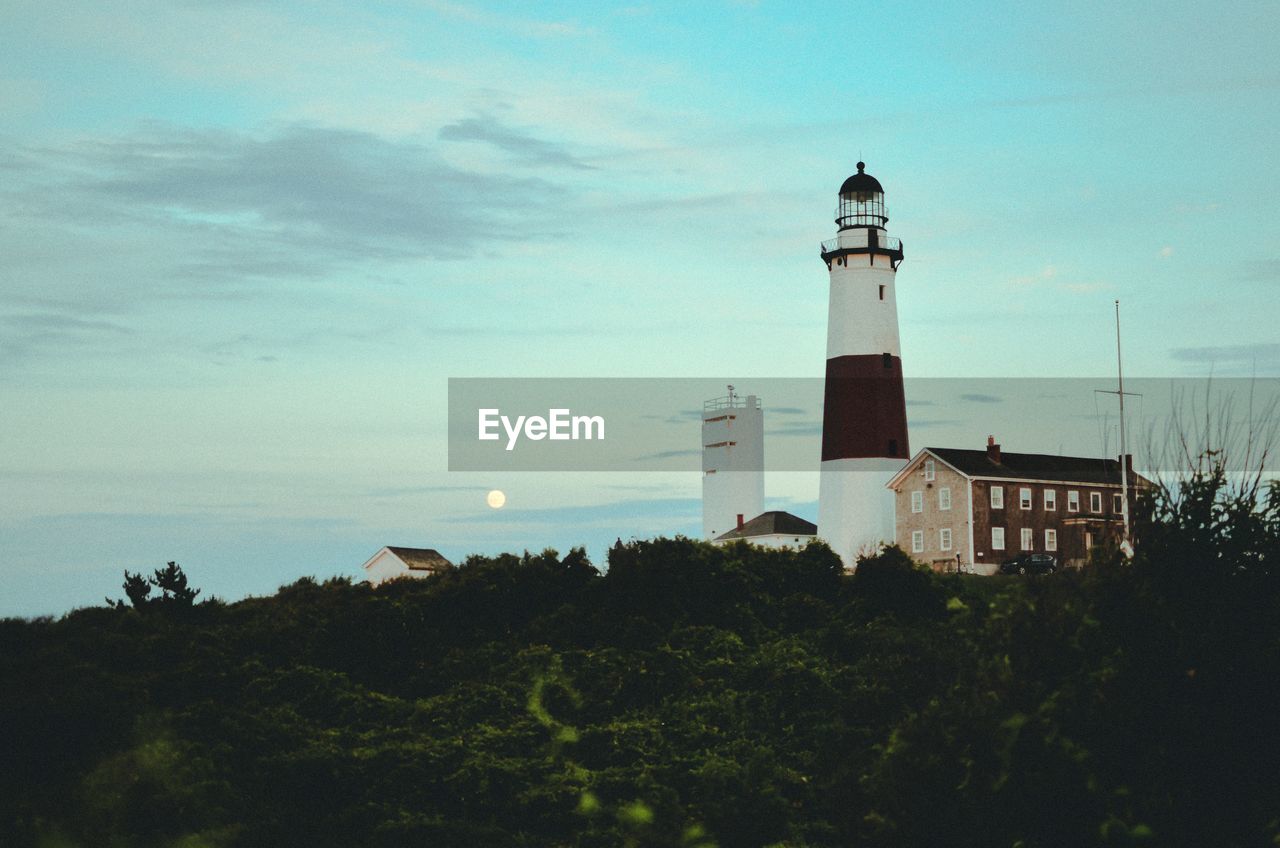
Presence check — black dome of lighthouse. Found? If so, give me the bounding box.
[839,161,884,196]
[835,161,888,230]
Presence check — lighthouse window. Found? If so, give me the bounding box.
[882,353,892,369]
[888,438,899,456]
[879,285,886,301]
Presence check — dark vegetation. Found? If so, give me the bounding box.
[2,465,1278,847]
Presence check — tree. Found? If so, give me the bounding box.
[153,561,200,607]
[107,562,199,610]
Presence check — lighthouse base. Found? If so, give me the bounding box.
[817,457,900,570]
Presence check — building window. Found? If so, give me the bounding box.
[1085,531,1095,550]
[911,490,923,513]
[883,352,892,369]
[1067,490,1080,512]
[992,527,1006,550]
[924,459,935,481]
[938,487,952,511]
[1021,528,1034,550]
[1113,493,1124,513]
[879,284,886,301]
[1090,491,1102,513]
[1045,529,1058,551]
[1044,489,1056,511]
[1020,487,1032,510]
[912,530,924,553]
[940,528,952,551]
[991,485,1004,509]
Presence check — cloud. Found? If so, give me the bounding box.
[0,312,134,359]
[0,124,573,321]
[960,393,1004,404]
[83,125,565,257]
[439,114,596,170]
[765,421,823,437]
[364,485,494,497]
[1061,281,1109,294]
[1241,259,1280,282]
[1010,265,1059,288]
[630,448,701,461]
[422,0,587,39]
[450,496,699,525]
[1170,343,1280,365]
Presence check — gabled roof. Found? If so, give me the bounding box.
[715,511,817,541]
[384,547,452,571]
[896,447,1149,487]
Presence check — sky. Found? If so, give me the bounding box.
[2,0,1278,616]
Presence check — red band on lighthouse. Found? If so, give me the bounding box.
[820,354,909,462]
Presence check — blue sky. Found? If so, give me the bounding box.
[2,0,1278,616]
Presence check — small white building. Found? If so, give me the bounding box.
[713,511,818,550]
[362,546,453,586]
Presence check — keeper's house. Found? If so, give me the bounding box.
[887,436,1150,574]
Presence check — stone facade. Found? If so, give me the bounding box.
[891,455,971,573]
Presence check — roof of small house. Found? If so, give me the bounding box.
[385,547,453,571]
[714,511,818,542]
[923,447,1149,486]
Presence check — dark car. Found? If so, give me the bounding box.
[999,553,1058,575]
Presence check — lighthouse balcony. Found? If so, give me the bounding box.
[704,394,762,413]
[820,231,903,266]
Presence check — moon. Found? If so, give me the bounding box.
[486,489,506,509]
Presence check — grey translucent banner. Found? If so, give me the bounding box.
[447,377,1279,473]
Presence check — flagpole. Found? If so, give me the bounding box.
[1115,300,1131,551]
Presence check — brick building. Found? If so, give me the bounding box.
[886,437,1149,574]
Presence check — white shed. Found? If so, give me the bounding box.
[713,511,818,550]
[362,546,453,586]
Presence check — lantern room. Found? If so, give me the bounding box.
[835,161,887,230]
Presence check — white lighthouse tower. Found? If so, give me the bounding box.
[702,386,765,541]
[816,162,909,568]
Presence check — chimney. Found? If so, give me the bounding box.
[987,435,1001,464]
[736,513,744,529]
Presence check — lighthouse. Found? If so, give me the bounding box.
[816,162,909,568]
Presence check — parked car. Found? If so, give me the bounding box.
[999,553,1058,575]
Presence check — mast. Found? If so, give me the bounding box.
[1115,300,1131,552]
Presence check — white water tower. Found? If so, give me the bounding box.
[702,386,764,541]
